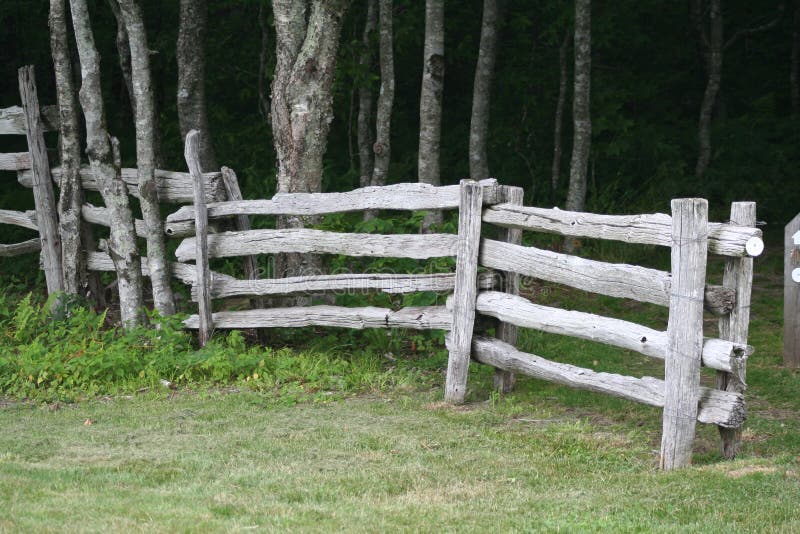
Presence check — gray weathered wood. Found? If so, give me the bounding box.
[469,335,744,428]
[184,305,451,330]
[81,203,196,239]
[164,179,501,227]
[220,166,263,301]
[660,198,708,470]
[785,212,800,368]
[480,238,733,315]
[193,271,498,301]
[0,239,41,257]
[445,180,483,403]
[0,152,32,170]
[483,203,763,258]
[18,66,64,296]
[0,209,38,231]
[471,290,748,374]
[494,185,523,393]
[0,105,59,135]
[18,165,225,204]
[175,228,458,262]
[716,202,757,458]
[86,251,235,286]
[185,130,213,346]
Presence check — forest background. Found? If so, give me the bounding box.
[1,0,797,236]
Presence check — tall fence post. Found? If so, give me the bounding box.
[717,202,756,458]
[494,185,523,393]
[785,213,800,368]
[660,198,708,470]
[18,66,63,297]
[445,180,483,403]
[185,130,213,346]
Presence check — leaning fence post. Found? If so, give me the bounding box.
[785,212,800,368]
[660,198,708,470]
[494,185,523,393]
[716,202,756,458]
[18,66,63,297]
[185,130,213,346]
[445,179,483,404]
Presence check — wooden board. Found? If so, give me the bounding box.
[785,213,800,368]
[0,152,32,170]
[0,105,59,134]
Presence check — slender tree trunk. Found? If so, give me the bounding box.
[258,3,271,121]
[49,0,88,297]
[565,0,591,215]
[551,30,570,201]
[177,0,217,172]
[118,0,175,316]
[357,0,377,189]
[106,0,135,117]
[695,0,722,179]
[469,0,500,181]
[271,0,351,279]
[419,0,444,231]
[372,0,394,187]
[69,0,143,327]
[792,0,800,114]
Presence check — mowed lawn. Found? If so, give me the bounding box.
[0,386,798,533]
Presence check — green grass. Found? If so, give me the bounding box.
[0,239,799,531]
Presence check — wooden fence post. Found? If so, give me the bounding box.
[185,130,213,346]
[18,66,63,297]
[660,198,708,470]
[717,202,756,458]
[494,185,523,393]
[445,180,483,403]
[785,213,800,368]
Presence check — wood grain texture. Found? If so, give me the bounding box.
[0,105,59,134]
[0,209,38,230]
[194,271,498,301]
[18,165,225,204]
[472,291,747,373]
[480,238,733,315]
[716,202,757,458]
[183,305,451,330]
[785,213,800,368]
[0,152,32,170]
[445,181,483,403]
[0,238,41,257]
[470,335,744,428]
[165,179,501,225]
[175,228,458,262]
[482,203,763,257]
[81,203,197,239]
[660,198,708,470]
[86,251,235,286]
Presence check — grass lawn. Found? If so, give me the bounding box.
[0,241,798,532]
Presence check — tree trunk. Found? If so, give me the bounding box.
[565,0,591,215]
[177,0,217,172]
[258,3,272,121]
[372,0,395,187]
[695,0,722,179]
[419,0,445,231]
[118,0,176,316]
[106,0,135,118]
[469,0,500,182]
[793,0,800,114]
[271,0,351,279]
[551,30,570,201]
[357,0,377,189]
[49,0,90,297]
[69,0,143,327]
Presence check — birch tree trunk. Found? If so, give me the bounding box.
[565,0,591,215]
[551,30,570,200]
[357,0,377,189]
[49,0,89,297]
[70,0,143,327]
[118,0,175,316]
[469,0,500,182]
[270,0,351,279]
[177,0,217,172]
[419,0,445,231]
[371,0,394,188]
